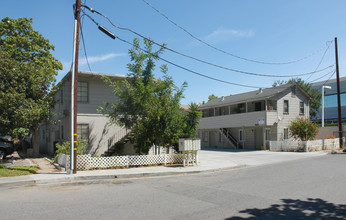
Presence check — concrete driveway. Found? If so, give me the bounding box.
[197,149,327,170]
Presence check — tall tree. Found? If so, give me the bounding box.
[99,38,187,154]
[0,17,62,155]
[273,78,321,119]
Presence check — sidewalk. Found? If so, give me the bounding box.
[0,150,327,187]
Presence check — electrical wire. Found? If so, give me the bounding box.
[305,40,333,81]
[80,18,93,73]
[82,12,262,88]
[116,36,262,89]
[81,10,334,78]
[141,0,330,65]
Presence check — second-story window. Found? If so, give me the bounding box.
[284,100,289,114]
[299,101,304,115]
[78,81,88,102]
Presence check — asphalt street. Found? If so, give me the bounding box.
[1,153,346,219]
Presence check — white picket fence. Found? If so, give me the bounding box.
[269,138,343,152]
[58,153,194,170]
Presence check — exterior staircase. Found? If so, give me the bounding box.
[103,131,133,156]
[219,128,243,149]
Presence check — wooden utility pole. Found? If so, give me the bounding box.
[334,37,343,150]
[70,0,81,174]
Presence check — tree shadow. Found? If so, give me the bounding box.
[227,198,346,219]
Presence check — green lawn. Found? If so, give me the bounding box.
[0,164,39,177]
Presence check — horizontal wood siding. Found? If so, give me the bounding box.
[199,111,266,129]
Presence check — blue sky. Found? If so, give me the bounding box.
[2,0,345,104]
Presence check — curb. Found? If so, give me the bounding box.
[0,165,245,187]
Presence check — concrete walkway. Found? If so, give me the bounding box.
[0,149,327,187]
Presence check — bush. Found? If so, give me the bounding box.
[325,135,336,139]
[289,117,319,141]
[53,138,88,163]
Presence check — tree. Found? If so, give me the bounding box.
[182,102,202,138]
[99,38,187,154]
[273,78,321,118]
[288,117,319,141]
[208,94,218,102]
[0,17,62,155]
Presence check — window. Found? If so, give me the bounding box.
[284,128,289,140]
[208,108,214,117]
[239,129,244,141]
[78,81,88,102]
[299,101,304,115]
[77,124,89,142]
[284,100,289,114]
[266,129,271,141]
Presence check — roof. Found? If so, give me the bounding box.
[200,83,309,109]
[59,71,127,84]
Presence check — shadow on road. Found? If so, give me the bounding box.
[227,198,346,219]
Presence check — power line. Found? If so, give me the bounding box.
[116,36,261,89]
[81,10,334,78]
[305,40,333,81]
[82,12,262,88]
[80,18,93,73]
[309,69,336,84]
[141,0,330,65]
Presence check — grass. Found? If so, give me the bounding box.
[0,164,39,177]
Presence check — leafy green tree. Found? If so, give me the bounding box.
[208,94,218,102]
[0,17,62,156]
[99,38,187,154]
[273,78,321,118]
[182,102,202,138]
[289,117,319,141]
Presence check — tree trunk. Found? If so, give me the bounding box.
[33,126,40,157]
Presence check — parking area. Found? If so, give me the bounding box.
[197,149,327,170]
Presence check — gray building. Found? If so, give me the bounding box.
[39,71,133,156]
[197,84,310,150]
[311,76,346,124]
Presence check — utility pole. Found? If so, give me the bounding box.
[70,0,81,174]
[334,37,343,150]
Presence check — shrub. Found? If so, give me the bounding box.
[289,117,319,141]
[325,135,336,139]
[53,138,88,163]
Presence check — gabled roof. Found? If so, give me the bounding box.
[200,83,310,109]
[59,71,127,84]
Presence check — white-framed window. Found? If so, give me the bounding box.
[239,129,244,141]
[77,124,89,142]
[265,129,271,141]
[78,81,88,103]
[284,128,289,140]
[284,100,289,114]
[299,101,304,115]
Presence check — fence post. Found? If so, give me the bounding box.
[164,154,167,166]
[126,156,129,168]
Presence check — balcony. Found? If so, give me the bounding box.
[199,100,278,129]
